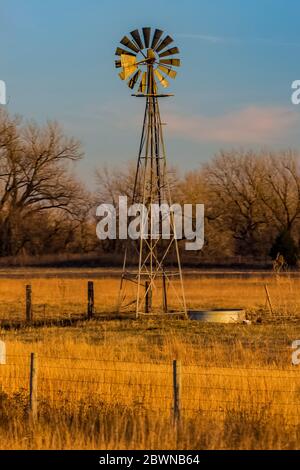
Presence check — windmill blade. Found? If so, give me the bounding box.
[120,36,140,53]
[151,29,163,49]
[119,54,137,80]
[138,72,147,93]
[142,27,151,48]
[154,69,169,88]
[155,35,173,53]
[115,60,122,68]
[115,47,136,57]
[130,29,144,50]
[159,47,179,58]
[128,69,142,89]
[119,65,136,80]
[159,58,181,67]
[121,54,137,68]
[158,65,177,79]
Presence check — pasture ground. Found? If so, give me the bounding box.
[0,271,299,449]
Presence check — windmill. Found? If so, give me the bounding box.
[115,27,187,319]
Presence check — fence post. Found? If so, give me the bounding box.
[0,341,6,365]
[29,352,38,419]
[26,285,32,323]
[87,281,94,319]
[264,284,274,315]
[173,359,181,423]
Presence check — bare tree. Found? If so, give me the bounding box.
[198,149,300,258]
[257,150,300,233]
[200,150,269,255]
[0,111,88,256]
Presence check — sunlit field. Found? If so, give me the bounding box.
[0,271,300,449]
[0,272,300,321]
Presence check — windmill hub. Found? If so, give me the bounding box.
[146,49,156,63]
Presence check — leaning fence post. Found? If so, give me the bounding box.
[264,284,274,315]
[29,352,38,419]
[87,281,94,319]
[173,359,181,423]
[26,285,32,323]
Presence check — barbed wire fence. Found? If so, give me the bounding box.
[0,281,105,325]
[1,353,300,426]
[0,279,300,325]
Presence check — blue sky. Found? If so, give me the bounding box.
[1,0,300,181]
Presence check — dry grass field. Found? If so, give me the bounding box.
[0,272,300,449]
[0,272,300,321]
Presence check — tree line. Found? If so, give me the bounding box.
[1,110,299,266]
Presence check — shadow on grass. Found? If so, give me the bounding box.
[0,313,136,330]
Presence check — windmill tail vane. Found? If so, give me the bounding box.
[115,27,187,319]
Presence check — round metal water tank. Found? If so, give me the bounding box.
[188,309,245,323]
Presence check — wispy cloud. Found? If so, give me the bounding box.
[177,33,300,48]
[165,106,298,144]
[62,102,299,148]
[177,33,225,44]
[252,38,300,48]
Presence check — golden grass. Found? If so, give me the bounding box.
[0,273,300,449]
[0,273,299,320]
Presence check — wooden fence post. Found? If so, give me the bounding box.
[173,359,181,423]
[29,352,38,419]
[264,284,274,315]
[0,341,6,365]
[87,281,94,319]
[26,285,32,323]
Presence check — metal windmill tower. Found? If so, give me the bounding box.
[115,27,187,319]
